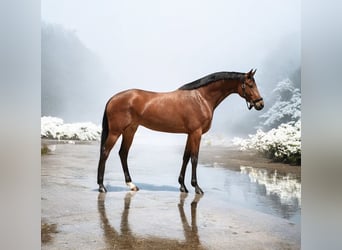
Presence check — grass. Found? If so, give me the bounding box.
[41,144,50,155]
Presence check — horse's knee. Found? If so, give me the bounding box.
[191,156,198,165]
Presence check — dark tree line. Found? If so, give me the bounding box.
[42,22,113,123]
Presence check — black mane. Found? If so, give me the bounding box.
[178,71,245,90]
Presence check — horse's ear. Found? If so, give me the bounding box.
[252,69,257,75]
[247,69,253,79]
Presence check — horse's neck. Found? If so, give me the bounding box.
[198,79,240,110]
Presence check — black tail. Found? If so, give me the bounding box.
[98,104,110,189]
[100,106,109,153]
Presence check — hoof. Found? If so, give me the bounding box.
[99,185,107,193]
[180,186,189,193]
[195,186,204,195]
[127,182,139,192]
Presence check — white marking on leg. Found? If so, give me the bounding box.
[126,182,137,191]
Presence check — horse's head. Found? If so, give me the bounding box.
[239,69,264,111]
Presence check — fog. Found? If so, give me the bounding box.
[41,1,300,138]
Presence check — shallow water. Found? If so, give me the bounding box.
[107,140,301,223]
[41,140,300,249]
[199,164,301,223]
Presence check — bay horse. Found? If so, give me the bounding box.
[97,69,264,194]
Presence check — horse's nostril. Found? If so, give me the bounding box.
[256,102,264,110]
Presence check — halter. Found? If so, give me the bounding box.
[242,82,263,110]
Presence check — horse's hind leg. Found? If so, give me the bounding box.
[119,125,139,191]
[178,136,191,193]
[97,133,120,192]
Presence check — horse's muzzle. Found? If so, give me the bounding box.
[253,98,264,110]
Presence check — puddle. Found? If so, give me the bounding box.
[42,141,301,223]
[240,166,301,206]
[201,163,301,223]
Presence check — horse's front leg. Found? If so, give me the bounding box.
[190,155,204,195]
[189,130,204,195]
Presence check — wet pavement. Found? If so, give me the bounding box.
[41,138,300,249]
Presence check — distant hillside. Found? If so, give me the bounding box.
[42,22,113,123]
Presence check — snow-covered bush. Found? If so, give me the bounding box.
[260,78,301,130]
[233,120,301,165]
[41,116,101,141]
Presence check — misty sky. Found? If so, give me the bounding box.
[41,0,300,137]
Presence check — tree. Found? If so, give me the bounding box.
[41,22,112,122]
[259,78,301,130]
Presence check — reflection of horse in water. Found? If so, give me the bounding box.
[97,193,204,249]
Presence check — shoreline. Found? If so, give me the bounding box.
[200,145,301,177]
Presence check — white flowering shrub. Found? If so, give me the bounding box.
[259,78,301,130]
[41,116,101,141]
[233,120,301,165]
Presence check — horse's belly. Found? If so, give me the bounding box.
[139,114,187,133]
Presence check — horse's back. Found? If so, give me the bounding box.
[106,89,154,109]
[105,89,167,127]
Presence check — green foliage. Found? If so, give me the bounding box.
[41,145,49,155]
